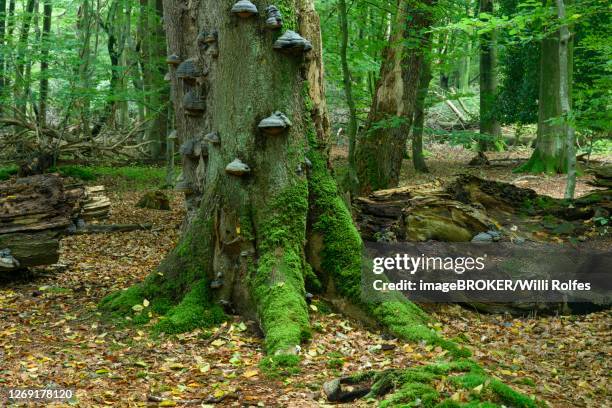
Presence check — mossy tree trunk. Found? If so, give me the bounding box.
[100,0,446,358]
[353,0,433,195]
[516,0,573,174]
[478,0,501,152]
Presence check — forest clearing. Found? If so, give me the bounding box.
[0,0,610,406]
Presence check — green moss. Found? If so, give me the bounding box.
[153,280,225,334]
[250,182,311,355]
[276,1,297,31]
[99,214,227,334]
[0,165,18,180]
[514,149,566,174]
[259,354,301,378]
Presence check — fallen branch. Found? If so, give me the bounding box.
[72,223,152,235]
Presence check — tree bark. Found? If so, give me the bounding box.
[353,0,433,195]
[0,0,6,114]
[478,0,501,151]
[13,0,36,116]
[100,0,444,361]
[38,0,51,129]
[516,0,573,174]
[556,0,575,197]
[338,0,359,192]
[412,53,431,173]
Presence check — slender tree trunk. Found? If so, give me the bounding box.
[338,0,359,191]
[478,0,501,151]
[516,0,573,174]
[76,0,94,138]
[13,0,36,116]
[38,0,51,129]
[412,53,432,173]
[0,0,7,113]
[353,0,433,195]
[140,0,168,159]
[557,0,575,197]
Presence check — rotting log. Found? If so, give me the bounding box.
[0,174,112,273]
[354,174,611,243]
[0,174,81,271]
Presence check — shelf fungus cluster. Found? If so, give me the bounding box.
[273,30,312,55]
[265,5,283,29]
[258,111,292,135]
[231,0,258,18]
[180,138,208,160]
[203,131,220,145]
[225,159,251,176]
[183,90,206,116]
[176,58,207,83]
[197,30,218,48]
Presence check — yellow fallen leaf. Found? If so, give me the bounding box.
[473,384,484,394]
[159,400,177,407]
[143,299,150,307]
[211,339,226,347]
[243,369,258,378]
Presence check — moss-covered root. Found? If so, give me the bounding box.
[514,149,566,174]
[251,181,312,356]
[350,359,541,408]
[99,215,226,334]
[307,150,468,358]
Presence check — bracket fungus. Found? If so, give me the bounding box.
[180,139,208,159]
[258,111,292,135]
[231,0,258,18]
[183,90,206,115]
[168,130,178,141]
[265,5,283,29]
[197,30,218,48]
[273,30,312,55]
[166,54,181,66]
[225,158,251,176]
[176,58,206,82]
[203,131,220,145]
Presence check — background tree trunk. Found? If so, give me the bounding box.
[338,0,359,192]
[38,0,51,129]
[13,0,35,116]
[557,0,575,197]
[478,0,501,151]
[412,52,431,173]
[516,0,573,174]
[0,0,7,114]
[354,0,433,195]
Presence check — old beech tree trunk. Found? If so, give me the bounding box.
[353,0,433,195]
[100,0,439,359]
[516,0,573,174]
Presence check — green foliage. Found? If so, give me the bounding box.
[259,354,301,378]
[0,165,18,180]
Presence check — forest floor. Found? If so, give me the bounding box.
[0,144,610,407]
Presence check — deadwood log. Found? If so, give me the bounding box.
[0,174,82,271]
[354,174,611,243]
[0,174,112,272]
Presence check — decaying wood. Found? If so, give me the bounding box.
[0,174,112,272]
[354,174,611,243]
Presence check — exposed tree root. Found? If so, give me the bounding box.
[325,359,541,407]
